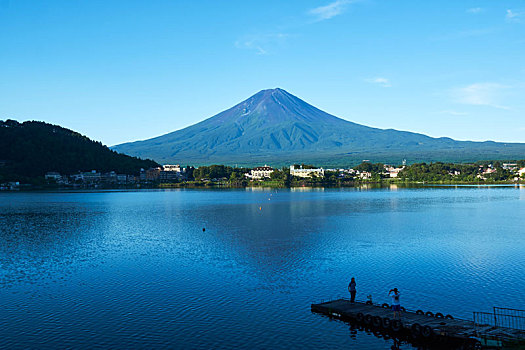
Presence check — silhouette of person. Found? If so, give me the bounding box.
[348,277,356,302]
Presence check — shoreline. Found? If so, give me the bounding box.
[2,180,524,192]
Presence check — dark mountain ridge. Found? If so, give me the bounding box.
[114,88,525,166]
[0,120,159,182]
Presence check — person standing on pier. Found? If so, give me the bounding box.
[348,277,357,302]
[389,288,401,320]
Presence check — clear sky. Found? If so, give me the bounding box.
[1,0,524,146]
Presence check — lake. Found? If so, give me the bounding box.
[1,186,524,349]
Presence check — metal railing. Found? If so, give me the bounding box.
[473,307,525,331]
[473,311,497,328]
[493,307,525,330]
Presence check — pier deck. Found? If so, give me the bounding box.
[311,299,525,348]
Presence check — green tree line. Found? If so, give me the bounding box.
[398,161,522,182]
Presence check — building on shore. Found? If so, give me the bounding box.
[45,172,62,181]
[80,170,102,183]
[146,167,162,181]
[290,165,324,178]
[139,169,146,182]
[503,163,518,170]
[483,168,497,176]
[159,170,179,182]
[358,171,372,179]
[160,164,186,181]
[102,171,117,183]
[127,174,139,183]
[117,174,128,183]
[163,164,182,172]
[0,181,20,190]
[384,166,404,178]
[245,166,274,180]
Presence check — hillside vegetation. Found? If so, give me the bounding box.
[0,120,159,183]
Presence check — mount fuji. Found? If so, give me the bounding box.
[113,88,525,166]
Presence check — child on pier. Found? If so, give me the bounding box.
[389,288,402,320]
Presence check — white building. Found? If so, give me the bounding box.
[483,168,497,175]
[45,172,62,181]
[290,165,324,178]
[358,171,372,179]
[384,166,404,178]
[503,163,518,170]
[519,167,525,178]
[163,164,182,172]
[246,166,274,179]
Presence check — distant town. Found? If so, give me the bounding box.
[2,160,525,191]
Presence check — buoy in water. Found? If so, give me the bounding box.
[202,228,206,232]
[259,206,262,210]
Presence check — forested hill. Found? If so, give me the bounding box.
[0,120,159,182]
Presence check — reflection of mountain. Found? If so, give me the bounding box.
[113,88,525,166]
[195,194,329,268]
[185,189,393,279]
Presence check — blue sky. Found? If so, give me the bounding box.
[1,0,524,145]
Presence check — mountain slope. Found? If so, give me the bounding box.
[113,88,525,166]
[0,120,159,182]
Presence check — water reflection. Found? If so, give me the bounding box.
[290,187,325,192]
[342,320,470,350]
[0,187,523,349]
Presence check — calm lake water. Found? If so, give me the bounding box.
[1,186,524,349]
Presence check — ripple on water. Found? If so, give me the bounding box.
[0,188,523,349]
